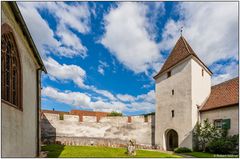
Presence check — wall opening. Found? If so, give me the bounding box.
[165,129,178,151]
[167,71,171,78]
[171,110,174,118]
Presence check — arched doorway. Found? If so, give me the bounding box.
[166,129,178,151]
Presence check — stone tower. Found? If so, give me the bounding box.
[154,36,212,150]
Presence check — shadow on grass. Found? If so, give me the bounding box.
[42,144,65,158]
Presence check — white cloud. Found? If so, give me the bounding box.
[18,2,90,58]
[89,86,116,101]
[98,67,105,75]
[101,2,163,74]
[42,87,91,108]
[44,57,86,88]
[136,90,155,103]
[44,57,116,100]
[43,2,90,34]
[55,24,87,58]
[97,60,109,75]
[126,101,155,113]
[211,60,238,85]
[42,86,156,114]
[116,94,135,102]
[42,87,124,112]
[91,100,125,113]
[17,2,60,55]
[159,2,238,81]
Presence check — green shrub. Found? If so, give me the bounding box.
[107,111,122,116]
[207,138,233,154]
[206,134,239,155]
[174,147,192,153]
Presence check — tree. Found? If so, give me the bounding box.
[107,111,123,116]
[193,119,222,152]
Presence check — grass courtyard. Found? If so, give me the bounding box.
[41,144,181,158]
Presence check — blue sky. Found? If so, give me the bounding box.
[18,2,238,115]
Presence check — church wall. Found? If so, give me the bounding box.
[155,59,193,150]
[41,113,155,148]
[200,105,239,136]
[1,2,39,157]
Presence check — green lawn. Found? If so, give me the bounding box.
[183,152,239,158]
[42,144,181,158]
[183,152,214,158]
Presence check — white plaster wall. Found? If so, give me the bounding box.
[1,3,39,157]
[155,59,193,150]
[42,113,154,145]
[191,59,211,128]
[200,106,239,136]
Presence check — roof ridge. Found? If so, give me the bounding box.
[181,36,191,54]
[153,36,212,79]
[212,77,239,88]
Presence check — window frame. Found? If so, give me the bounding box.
[1,23,22,111]
[214,119,223,129]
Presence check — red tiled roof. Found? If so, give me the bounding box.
[200,77,239,111]
[154,36,211,79]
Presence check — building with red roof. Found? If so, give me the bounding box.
[154,35,238,151]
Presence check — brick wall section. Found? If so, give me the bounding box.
[70,110,109,117]
[70,110,109,122]
[41,109,109,122]
[128,116,132,123]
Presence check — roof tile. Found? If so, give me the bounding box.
[200,77,239,111]
[154,36,211,79]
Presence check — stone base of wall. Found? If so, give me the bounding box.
[42,136,158,149]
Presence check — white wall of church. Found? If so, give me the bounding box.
[155,58,193,150]
[1,2,39,157]
[200,105,239,136]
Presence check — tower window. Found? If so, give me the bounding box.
[167,71,171,78]
[171,110,174,118]
[202,69,204,77]
[172,89,174,95]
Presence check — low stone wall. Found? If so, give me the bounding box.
[41,113,155,148]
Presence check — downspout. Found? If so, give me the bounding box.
[36,68,42,157]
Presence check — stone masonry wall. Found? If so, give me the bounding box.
[41,113,156,149]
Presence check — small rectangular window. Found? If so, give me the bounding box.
[172,89,174,95]
[214,119,222,129]
[202,69,204,77]
[167,71,171,78]
[171,110,174,118]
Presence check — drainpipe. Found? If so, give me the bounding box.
[36,68,42,157]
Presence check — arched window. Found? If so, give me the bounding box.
[1,23,22,110]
